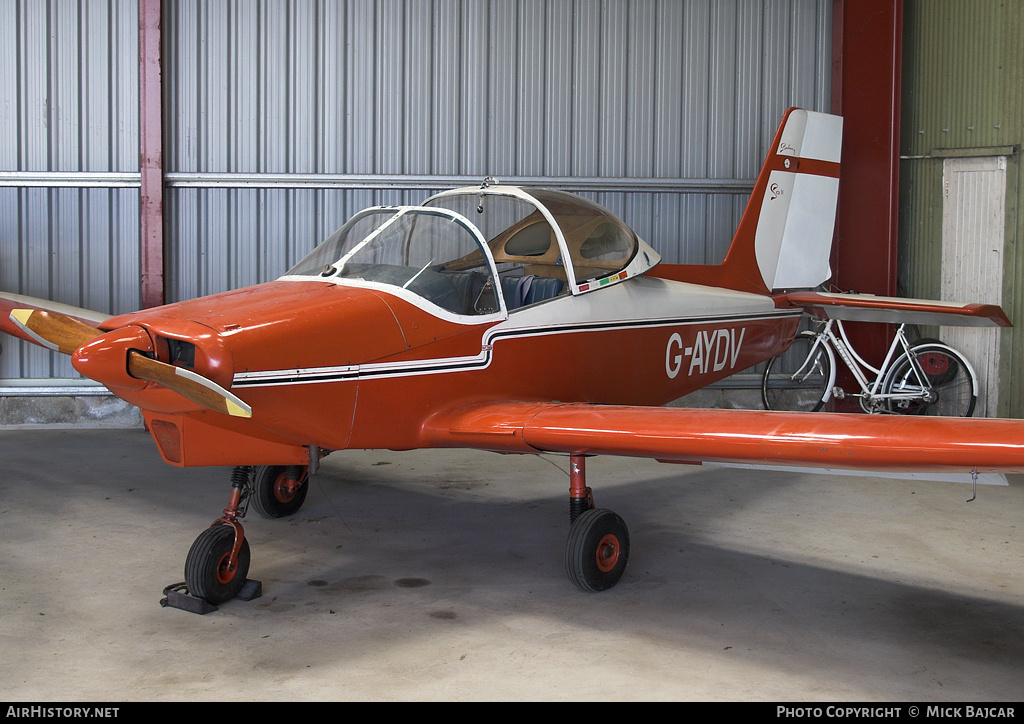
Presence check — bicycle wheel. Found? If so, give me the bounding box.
[881,342,977,417]
[761,332,833,412]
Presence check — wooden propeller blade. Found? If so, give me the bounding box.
[127,351,252,418]
[9,308,104,355]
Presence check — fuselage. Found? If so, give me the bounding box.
[75,184,810,466]
[1,125,852,469]
[104,272,800,465]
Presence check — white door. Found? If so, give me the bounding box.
[941,155,1006,417]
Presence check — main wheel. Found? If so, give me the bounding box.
[250,465,309,518]
[184,524,251,604]
[882,343,977,417]
[761,331,833,412]
[565,509,629,592]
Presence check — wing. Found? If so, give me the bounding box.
[423,401,1024,474]
[779,291,1011,327]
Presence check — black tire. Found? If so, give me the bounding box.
[882,343,977,417]
[250,465,309,518]
[565,509,629,592]
[184,524,251,604]
[761,331,832,412]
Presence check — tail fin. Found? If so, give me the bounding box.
[729,108,843,293]
[653,108,843,295]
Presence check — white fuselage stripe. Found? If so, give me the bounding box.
[232,308,799,388]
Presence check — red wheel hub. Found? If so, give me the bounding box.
[215,552,238,585]
[273,470,303,503]
[595,534,621,572]
[919,352,950,375]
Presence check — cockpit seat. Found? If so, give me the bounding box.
[439,271,565,314]
[501,275,564,310]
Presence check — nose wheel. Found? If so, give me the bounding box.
[183,523,251,604]
[167,466,261,612]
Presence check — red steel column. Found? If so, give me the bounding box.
[139,0,164,308]
[830,0,903,400]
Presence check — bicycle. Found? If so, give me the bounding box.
[761,317,978,416]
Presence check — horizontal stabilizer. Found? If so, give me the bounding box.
[779,291,1012,328]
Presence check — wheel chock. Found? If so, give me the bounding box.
[163,587,218,614]
[236,579,262,601]
[161,579,262,614]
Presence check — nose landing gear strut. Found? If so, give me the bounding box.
[164,466,262,613]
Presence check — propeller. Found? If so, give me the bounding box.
[127,350,251,418]
[8,308,103,354]
[9,308,252,419]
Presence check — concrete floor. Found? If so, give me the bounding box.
[1,427,1023,701]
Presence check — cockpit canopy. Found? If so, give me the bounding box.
[284,185,660,319]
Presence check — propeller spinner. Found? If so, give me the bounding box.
[8,308,251,418]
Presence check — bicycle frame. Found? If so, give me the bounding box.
[808,318,922,409]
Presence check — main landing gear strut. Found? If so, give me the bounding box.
[564,454,630,592]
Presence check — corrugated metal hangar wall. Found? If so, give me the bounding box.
[0,0,833,386]
[900,0,1024,418]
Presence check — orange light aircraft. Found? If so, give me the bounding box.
[2,108,1021,606]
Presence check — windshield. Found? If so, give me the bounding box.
[286,207,503,317]
[285,187,655,315]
